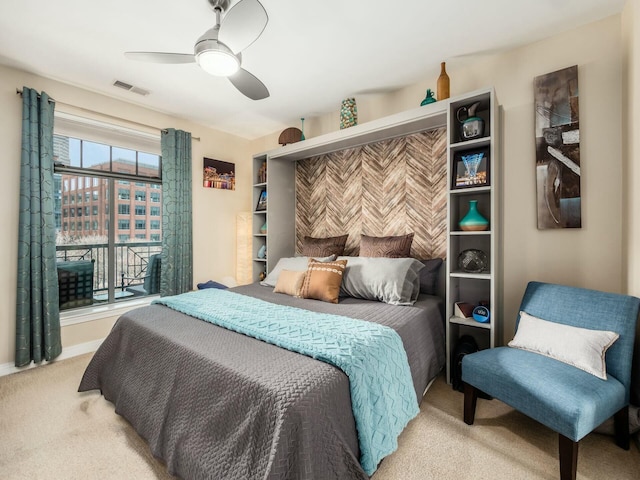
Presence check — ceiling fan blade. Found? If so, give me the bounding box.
[218,0,268,54]
[125,52,196,64]
[228,68,269,100]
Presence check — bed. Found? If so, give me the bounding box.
[79,263,445,479]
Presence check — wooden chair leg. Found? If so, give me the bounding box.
[463,382,478,425]
[614,405,630,450]
[558,434,578,480]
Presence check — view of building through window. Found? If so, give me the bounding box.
[53,134,162,309]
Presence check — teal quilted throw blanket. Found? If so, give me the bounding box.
[154,288,419,475]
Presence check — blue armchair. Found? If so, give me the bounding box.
[462,282,640,480]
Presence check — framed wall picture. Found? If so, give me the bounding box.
[534,65,581,229]
[203,157,235,190]
[255,189,267,211]
[452,147,490,189]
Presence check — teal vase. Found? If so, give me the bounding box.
[459,200,489,231]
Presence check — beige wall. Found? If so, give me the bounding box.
[253,15,626,343]
[623,0,640,298]
[0,65,252,365]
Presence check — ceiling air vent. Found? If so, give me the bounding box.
[113,80,150,96]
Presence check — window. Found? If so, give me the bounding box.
[53,129,162,310]
[150,206,160,216]
[150,192,160,203]
[150,220,160,230]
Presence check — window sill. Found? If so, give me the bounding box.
[60,295,158,327]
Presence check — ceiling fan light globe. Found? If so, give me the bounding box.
[195,38,240,76]
[197,49,239,76]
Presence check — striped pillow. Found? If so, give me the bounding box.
[301,258,348,304]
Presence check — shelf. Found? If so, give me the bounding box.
[253,210,267,214]
[253,233,267,237]
[449,230,491,236]
[450,271,491,279]
[253,258,267,262]
[449,136,491,151]
[253,182,267,188]
[449,186,491,195]
[449,315,491,329]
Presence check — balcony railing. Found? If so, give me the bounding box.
[56,241,162,308]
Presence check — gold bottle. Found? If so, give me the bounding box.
[437,62,450,101]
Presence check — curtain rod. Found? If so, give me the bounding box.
[16,88,201,141]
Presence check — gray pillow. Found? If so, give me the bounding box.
[418,258,443,296]
[261,255,335,287]
[337,256,424,306]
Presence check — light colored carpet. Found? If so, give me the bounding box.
[0,353,638,480]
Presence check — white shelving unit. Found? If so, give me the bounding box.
[251,154,296,282]
[251,89,502,360]
[445,88,501,384]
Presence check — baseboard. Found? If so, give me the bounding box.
[0,338,103,378]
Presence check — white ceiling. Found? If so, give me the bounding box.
[0,0,626,140]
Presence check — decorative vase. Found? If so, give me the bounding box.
[339,98,358,129]
[300,118,306,141]
[437,62,450,101]
[257,244,266,259]
[260,221,267,234]
[459,200,488,231]
[420,88,436,106]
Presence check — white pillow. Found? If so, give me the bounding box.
[508,311,619,380]
[260,255,335,287]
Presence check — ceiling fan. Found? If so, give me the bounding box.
[125,0,269,100]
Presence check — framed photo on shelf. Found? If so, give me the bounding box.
[255,189,267,211]
[452,147,490,189]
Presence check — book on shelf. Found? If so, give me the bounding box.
[454,302,475,319]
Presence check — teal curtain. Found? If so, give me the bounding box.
[160,129,193,296]
[15,87,61,367]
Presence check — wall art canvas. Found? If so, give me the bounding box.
[203,157,235,190]
[534,65,581,229]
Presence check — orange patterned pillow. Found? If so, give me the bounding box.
[301,258,348,304]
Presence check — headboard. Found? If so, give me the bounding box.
[295,128,447,260]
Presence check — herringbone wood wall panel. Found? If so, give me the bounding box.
[296,128,447,259]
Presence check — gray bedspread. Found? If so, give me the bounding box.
[79,284,445,480]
